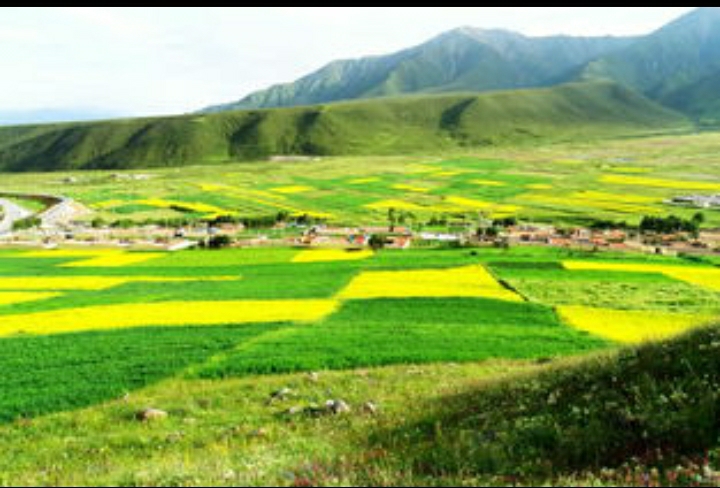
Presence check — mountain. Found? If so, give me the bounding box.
[0,109,123,127]
[204,29,635,113]
[581,7,720,121]
[663,70,720,125]
[0,82,688,172]
[205,8,720,122]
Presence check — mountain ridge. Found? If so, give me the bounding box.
[204,8,720,120]
[203,28,635,113]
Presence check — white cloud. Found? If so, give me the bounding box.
[0,7,700,116]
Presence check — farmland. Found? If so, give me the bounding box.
[1,245,719,424]
[3,132,720,486]
[4,132,720,228]
[0,243,718,485]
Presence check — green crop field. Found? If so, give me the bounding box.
[0,245,719,427]
[3,132,720,227]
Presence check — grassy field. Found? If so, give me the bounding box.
[3,132,720,227]
[1,328,719,487]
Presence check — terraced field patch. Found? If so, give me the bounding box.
[338,265,522,302]
[558,306,714,344]
[0,299,338,337]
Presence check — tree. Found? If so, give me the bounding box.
[208,235,233,250]
[369,235,386,251]
[91,217,107,229]
[388,208,397,233]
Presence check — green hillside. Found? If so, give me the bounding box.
[205,8,720,123]
[204,29,634,112]
[663,70,720,125]
[582,8,720,102]
[0,82,689,172]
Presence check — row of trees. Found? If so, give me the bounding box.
[640,213,705,237]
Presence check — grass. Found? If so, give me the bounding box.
[0,328,718,486]
[0,81,688,173]
[381,326,720,485]
[196,298,607,378]
[0,325,280,423]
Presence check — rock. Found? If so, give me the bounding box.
[136,408,168,422]
[307,372,320,383]
[286,406,304,416]
[362,402,379,416]
[250,428,269,439]
[268,388,293,405]
[326,400,351,415]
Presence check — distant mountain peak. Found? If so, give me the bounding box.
[203,8,720,123]
[203,26,633,113]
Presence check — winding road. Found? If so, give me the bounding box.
[0,198,33,235]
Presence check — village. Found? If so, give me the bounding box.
[2,190,720,258]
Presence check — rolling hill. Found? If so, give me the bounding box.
[0,82,689,172]
[204,29,635,113]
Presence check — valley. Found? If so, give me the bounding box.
[2,7,720,488]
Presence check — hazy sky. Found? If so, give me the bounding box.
[0,7,696,117]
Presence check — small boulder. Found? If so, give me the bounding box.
[326,400,352,415]
[136,408,168,422]
[362,402,379,416]
[286,406,304,416]
[268,388,293,405]
[307,372,320,383]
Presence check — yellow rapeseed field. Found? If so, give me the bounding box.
[472,179,507,187]
[200,183,333,220]
[573,191,659,204]
[558,306,714,344]
[293,249,374,264]
[365,200,424,211]
[348,177,380,185]
[526,184,553,191]
[444,197,494,210]
[138,198,229,215]
[393,184,431,193]
[0,300,339,337]
[271,186,315,195]
[338,265,523,302]
[563,261,720,292]
[91,200,126,210]
[0,276,238,292]
[523,194,658,215]
[62,253,165,268]
[606,167,653,174]
[601,175,720,191]
[0,292,62,306]
[433,171,465,178]
[25,250,165,268]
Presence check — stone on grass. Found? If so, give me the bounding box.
[136,408,168,422]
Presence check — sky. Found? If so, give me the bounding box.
[0,7,697,120]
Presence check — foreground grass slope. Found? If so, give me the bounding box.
[0,82,689,172]
[0,327,718,486]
